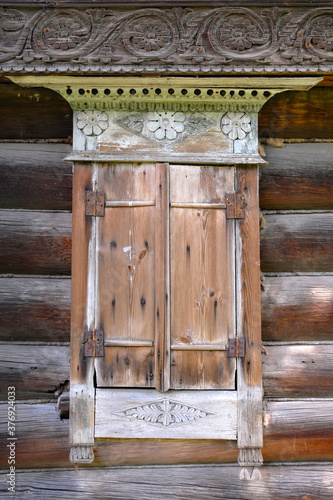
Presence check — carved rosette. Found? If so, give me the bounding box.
[1,6,333,73]
[77,110,109,136]
[116,111,215,143]
[221,112,251,140]
[122,399,211,427]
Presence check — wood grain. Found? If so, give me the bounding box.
[260,213,333,273]
[262,276,333,341]
[259,87,333,139]
[0,210,72,275]
[0,143,72,211]
[260,143,333,210]
[262,344,333,398]
[0,277,71,342]
[0,82,72,140]
[1,464,332,499]
[0,345,69,400]
[1,400,333,468]
[170,165,235,390]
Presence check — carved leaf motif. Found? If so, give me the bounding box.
[122,399,210,426]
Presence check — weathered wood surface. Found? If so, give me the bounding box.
[263,344,333,398]
[0,143,72,211]
[0,277,71,342]
[2,209,331,275]
[0,210,72,275]
[2,142,333,212]
[260,143,333,210]
[0,83,72,140]
[259,87,333,139]
[1,343,332,401]
[262,276,333,342]
[0,345,69,400]
[1,275,331,344]
[260,213,333,273]
[1,400,333,469]
[1,465,333,500]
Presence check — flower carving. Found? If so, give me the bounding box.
[219,15,263,51]
[147,111,185,140]
[123,399,209,427]
[221,112,251,140]
[77,111,109,136]
[309,16,333,52]
[42,14,90,51]
[127,17,172,53]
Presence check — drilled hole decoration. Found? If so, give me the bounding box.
[221,111,251,140]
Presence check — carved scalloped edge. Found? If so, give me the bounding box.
[69,446,94,464]
[238,447,263,467]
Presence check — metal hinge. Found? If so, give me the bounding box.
[228,337,246,358]
[83,329,104,357]
[85,190,105,217]
[226,193,246,219]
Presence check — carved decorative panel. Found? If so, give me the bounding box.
[1,6,333,74]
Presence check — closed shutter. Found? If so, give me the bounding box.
[94,162,236,391]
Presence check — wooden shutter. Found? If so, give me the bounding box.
[94,162,236,391]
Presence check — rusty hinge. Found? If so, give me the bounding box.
[228,337,246,358]
[226,193,246,219]
[83,329,104,357]
[86,190,105,217]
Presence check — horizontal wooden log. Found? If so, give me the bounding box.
[0,83,72,140]
[0,400,332,469]
[0,143,72,211]
[259,87,333,139]
[260,213,333,273]
[0,277,71,342]
[0,210,72,275]
[0,345,69,400]
[261,276,333,342]
[260,143,333,210]
[1,343,332,401]
[263,344,333,398]
[1,465,333,500]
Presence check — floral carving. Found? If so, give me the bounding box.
[221,112,251,140]
[147,111,185,140]
[219,15,263,52]
[123,399,209,427]
[128,18,171,52]
[43,16,86,51]
[308,16,333,53]
[2,6,333,73]
[77,110,109,136]
[116,111,215,143]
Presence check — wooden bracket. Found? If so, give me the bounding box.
[85,190,105,217]
[83,329,104,357]
[228,337,245,358]
[226,193,246,219]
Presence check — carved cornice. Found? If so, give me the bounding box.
[7,76,322,112]
[1,6,333,75]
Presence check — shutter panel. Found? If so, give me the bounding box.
[170,165,236,389]
[94,162,236,391]
[95,163,161,388]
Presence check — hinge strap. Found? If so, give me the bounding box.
[83,329,104,357]
[228,337,246,358]
[85,190,105,217]
[226,193,246,219]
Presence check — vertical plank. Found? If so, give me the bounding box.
[70,163,95,463]
[155,163,170,392]
[170,165,236,390]
[235,166,263,471]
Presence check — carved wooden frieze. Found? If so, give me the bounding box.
[1,6,333,74]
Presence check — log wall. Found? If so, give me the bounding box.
[0,80,332,497]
